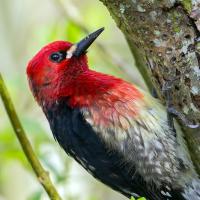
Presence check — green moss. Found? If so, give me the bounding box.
[172,11,181,33]
[174,25,181,33]
[130,197,146,200]
[181,0,192,13]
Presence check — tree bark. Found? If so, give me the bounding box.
[99,0,200,174]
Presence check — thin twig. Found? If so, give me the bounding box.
[0,73,62,200]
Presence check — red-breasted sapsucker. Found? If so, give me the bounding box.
[27,28,200,200]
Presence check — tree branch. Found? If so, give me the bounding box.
[98,0,200,174]
[0,73,62,200]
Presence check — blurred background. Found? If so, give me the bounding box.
[0,0,146,199]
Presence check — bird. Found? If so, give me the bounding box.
[26,28,200,200]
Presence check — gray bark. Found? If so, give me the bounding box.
[99,0,200,174]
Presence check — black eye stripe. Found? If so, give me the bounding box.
[49,51,67,63]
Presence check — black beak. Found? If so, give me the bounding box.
[73,27,104,57]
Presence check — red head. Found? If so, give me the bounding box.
[27,28,107,106]
[27,40,87,101]
[27,28,142,109]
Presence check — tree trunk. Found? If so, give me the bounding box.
[99,0,200,174]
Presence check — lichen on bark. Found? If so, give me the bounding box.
[99,0,200,174]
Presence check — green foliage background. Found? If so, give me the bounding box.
[0,0,146,200]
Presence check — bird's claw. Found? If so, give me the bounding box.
[167,107,199,129]
[162,79,199,130]
[162,77,180,94]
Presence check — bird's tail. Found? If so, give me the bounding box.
[181,178,200,200]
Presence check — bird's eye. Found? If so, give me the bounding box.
[49,51,66,63]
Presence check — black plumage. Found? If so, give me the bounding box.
[43,99,185,200]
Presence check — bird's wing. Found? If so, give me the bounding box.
[81,84,185,198]
[45,93,186,200]
[45,98,166,200]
